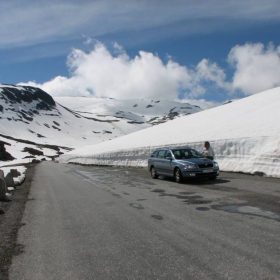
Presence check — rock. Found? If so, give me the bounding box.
[0,141,15,161]
[0,170,7,200]
[4,169,21,190]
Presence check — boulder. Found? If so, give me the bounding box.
[0,170,7,200]
[5,169,21,188]
[0,141,15,161]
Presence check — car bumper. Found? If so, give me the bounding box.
[182,170,219,178]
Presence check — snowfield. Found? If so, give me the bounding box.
[0,84,279,178]
[0,85,200,167]
[59,87,280,178]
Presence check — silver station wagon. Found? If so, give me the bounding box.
[148,147,219,183]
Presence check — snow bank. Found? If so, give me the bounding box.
[59,136,280,178]
[59,87,280,178]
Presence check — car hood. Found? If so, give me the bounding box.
[177,158,214,165]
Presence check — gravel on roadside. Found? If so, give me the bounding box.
[0,163,34,280]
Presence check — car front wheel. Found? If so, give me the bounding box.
[150,167,158,179]
[174,168,183,183]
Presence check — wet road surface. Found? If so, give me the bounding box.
[9,161,280,279]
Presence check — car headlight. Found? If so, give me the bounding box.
[184,164,196,170]
[213,161,219,168]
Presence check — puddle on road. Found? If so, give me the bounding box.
[129,203,144,210]
[151,190,212,205]
[138,185,152,190]
[151,215,163,220]
[108,191,121,198]
[179,191,196,195]
[185,199,212,205]
[151,189,165,193]
[196,207,210,211]
[213,205,280,220]
[201,185,239,192]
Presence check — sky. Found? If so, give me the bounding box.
[1,0,280,108]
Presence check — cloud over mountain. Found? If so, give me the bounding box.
[22,41,280,106]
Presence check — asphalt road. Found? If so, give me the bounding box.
[9,161,280,279]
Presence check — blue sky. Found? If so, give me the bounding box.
[1,0,280,108]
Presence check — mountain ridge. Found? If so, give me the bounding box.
[0,84,201,164]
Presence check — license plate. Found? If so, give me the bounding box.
[203,169,213,173]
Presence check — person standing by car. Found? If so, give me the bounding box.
[203,141,215,160]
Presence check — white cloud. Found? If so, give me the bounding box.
[196,59,228,89]
[184,59,230,98]
[228,42,280,95]
[21,41,280,105]
[22,42,230,101]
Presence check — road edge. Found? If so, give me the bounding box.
[0,163,35,280]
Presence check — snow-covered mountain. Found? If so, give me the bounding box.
[1,84,280,178]
[54,96,201,125]
[0,84,201,165]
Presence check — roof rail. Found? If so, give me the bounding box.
[168,146,191,149]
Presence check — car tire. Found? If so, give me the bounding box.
[150,167,158,179]
[174,168,183,183]
[209,176,217,180]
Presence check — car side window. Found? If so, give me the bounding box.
[157,150,166,159]
[172,150,181,159]
[150,150,159,158]
[165,151,171,158]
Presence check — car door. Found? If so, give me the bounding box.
[153,150,166,174]
[161,150,174,176]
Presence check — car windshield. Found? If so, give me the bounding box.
[171,149,204,159]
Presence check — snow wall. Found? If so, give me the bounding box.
[59,136,280,178]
